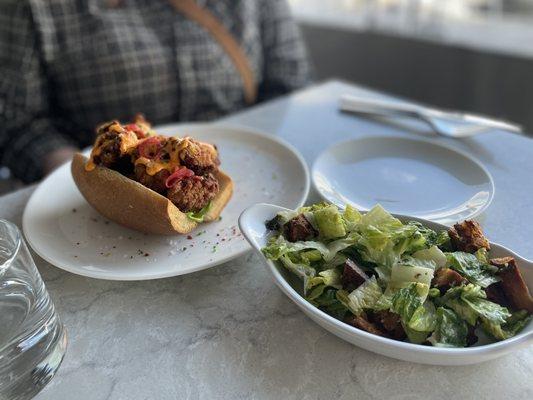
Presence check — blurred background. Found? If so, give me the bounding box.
[1,0,532,194]
[289,0,533,132]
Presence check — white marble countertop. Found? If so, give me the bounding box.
[1,81,532,399]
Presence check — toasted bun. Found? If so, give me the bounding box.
[71,153,233,235]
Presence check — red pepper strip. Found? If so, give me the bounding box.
[138,137,162,159]
[165,167,195,188]
[125,123,146,139]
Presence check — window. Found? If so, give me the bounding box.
[288,0,533,58]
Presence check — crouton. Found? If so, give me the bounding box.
[491,257,533,313]
[341,259,368,291]
[448,220,490,253]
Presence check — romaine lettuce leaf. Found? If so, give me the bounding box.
[186,202,212,222]
[262,235,329,261]
[343,204,362,230]
[262,232,359,267]
[389,283,437,341]
[481,310,532,340]
[408,221,450,249]
[428,307,468,347]
[475,248,489,264]
[354,206,442,279]
[446,252,499,288]
[297,202,331,214]
[314,204,347,239]
[300,249,323,263]
[310,287,349,320]
[373,292,394,311]
[279,254,316,291]
[390,283,424,323]
[336,276,382,316]
[440,284,511,326]
[305,268,342,299]
[321,254,348,270]
[393,224,428,255]
[408,301,437,332]
[404,325,431,344]
[388,260,434,301]
[401,256,437,271]
[359,204,402,229]
[324,233,360,261]
[413,246,447,269]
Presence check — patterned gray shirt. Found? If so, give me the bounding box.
[0,0,310,182]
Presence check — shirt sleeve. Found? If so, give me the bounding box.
[258,0,312,101]
[0,0,77,183]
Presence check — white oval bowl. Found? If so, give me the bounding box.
[239,203,533,365]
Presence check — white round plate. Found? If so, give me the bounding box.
[312,136,494,224]
[22,124,309,280]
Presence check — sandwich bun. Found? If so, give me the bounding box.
[71,153,233,235]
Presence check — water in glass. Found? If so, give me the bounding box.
[0,219,67,400]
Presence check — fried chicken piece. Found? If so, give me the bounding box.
[134,164,170,194]
[167,173,219,212]
[432,268,468,292]
[179,139,220,175]
[341,259,368,292]
[284,214,317,242]
[448,220,490,253]
[491,257,533,312]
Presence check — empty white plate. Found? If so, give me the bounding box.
[22,124,309,280]
[312,136,494,225]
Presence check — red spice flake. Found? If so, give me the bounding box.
[72,208,77,213]
[76,242,80,245]
[144,253,149,257]
[187,235,193,240]
[221,238,226,241]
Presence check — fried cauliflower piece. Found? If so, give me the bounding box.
[179,139,220,175]
[167,173,219,212]
[90,121,138,172]
[134,164,170,194]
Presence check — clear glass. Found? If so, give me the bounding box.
[0,219,67,400]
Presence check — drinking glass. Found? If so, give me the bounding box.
[0,219,67,400]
